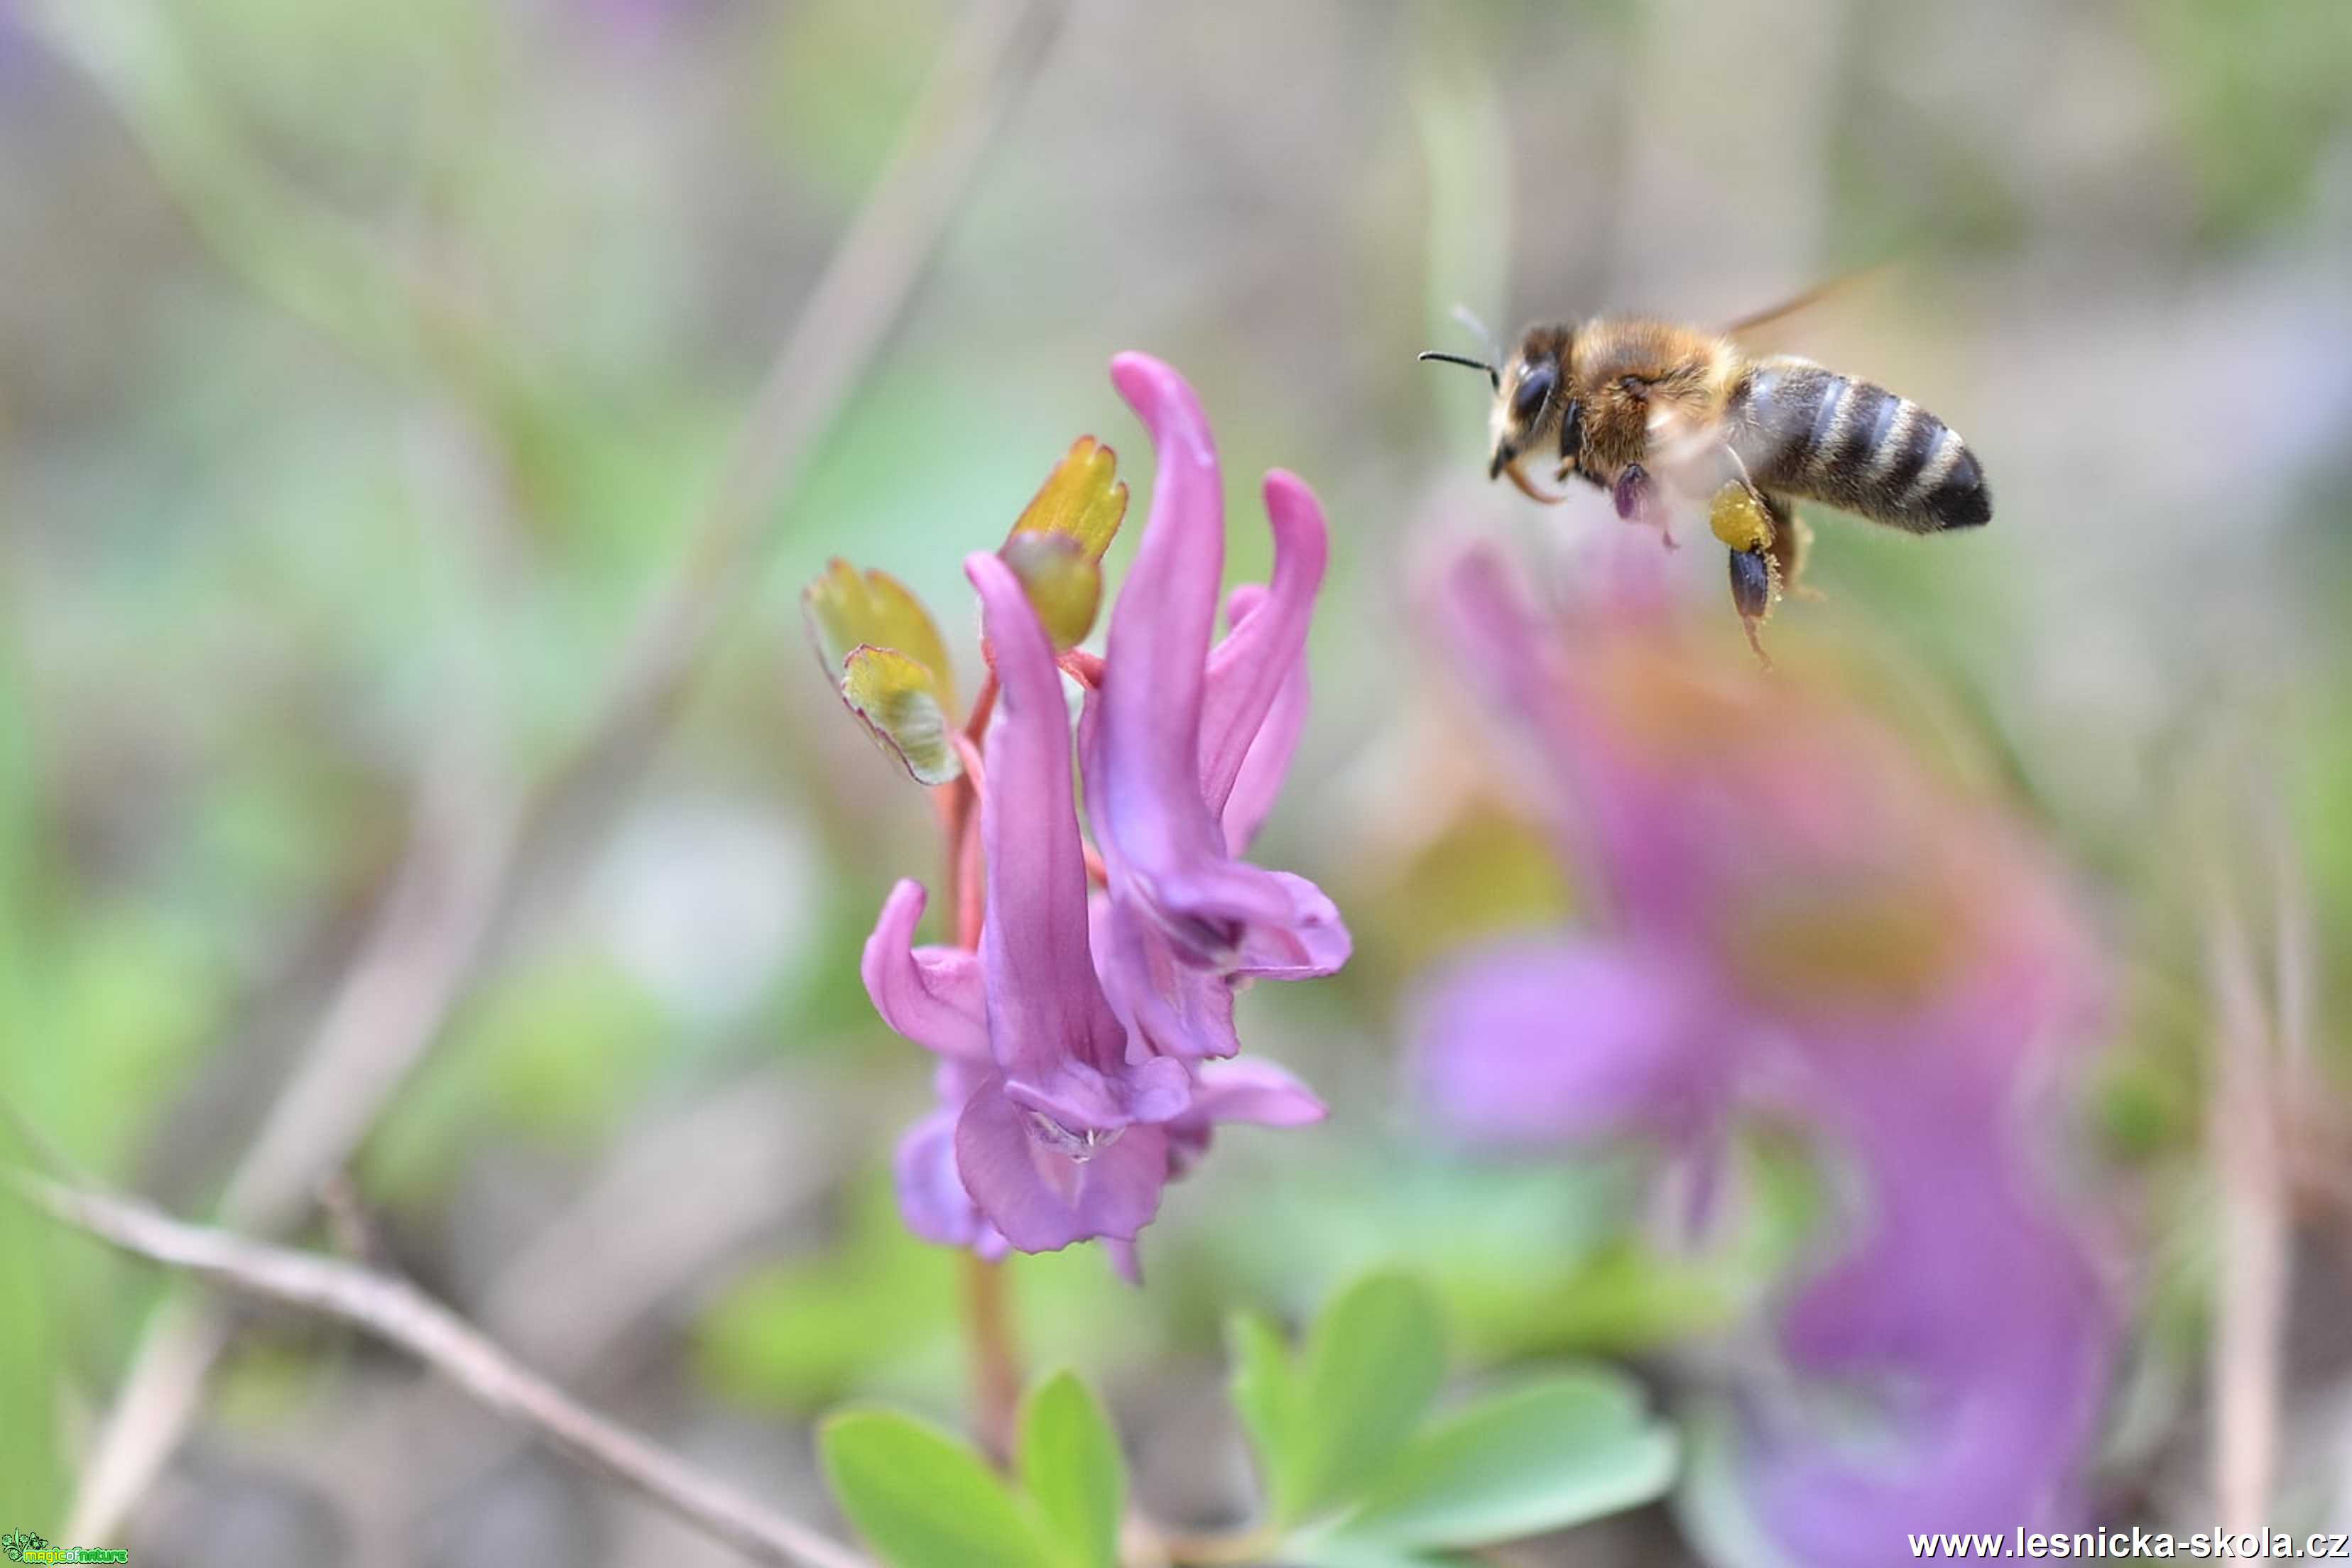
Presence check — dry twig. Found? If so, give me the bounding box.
[21,1175,868,1568]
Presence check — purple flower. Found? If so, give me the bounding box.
[1412,543,2111,1564]
[866,556,1187,1255]
[1081,354,1349,1060]
[859,354,1343,1263]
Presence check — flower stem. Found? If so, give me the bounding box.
[942,670,999,949]
[959,1252,1024,1461]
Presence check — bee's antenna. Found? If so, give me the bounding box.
[1418,351,1500,391]
[1449,304,1502,361]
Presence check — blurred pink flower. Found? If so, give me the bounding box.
[1412,545,2111,1563]
[860,354,1339,1265]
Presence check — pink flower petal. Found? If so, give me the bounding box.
[1189,1057,1327,1126]
[954,1077,1172,1253]
[1202,470,1329,827]
[1091,891,1243,1061]
[1230,870,1351,979]
[1219,650,1307,856]
[1094,352,1228,886]
[966,551,1132,1088]
[860,879,988,1058]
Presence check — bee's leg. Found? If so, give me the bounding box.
[1708,481,1774,554]
[1708,483,1778,663]
[1612,464,1679,550]
[1550,397,1586,485]
[1763,494,1820,601]
[1727,547,1778,668]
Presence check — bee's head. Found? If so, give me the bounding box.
[1489,352,1559,474]
[1484,327,1577,499]
[1420,323,1579,503]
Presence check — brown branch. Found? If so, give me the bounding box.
[21,1175,869,1568]
[67,440,521,1542]
[325,1067,864,1556]
[63,0,1068,1538]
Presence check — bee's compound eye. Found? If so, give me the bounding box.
[1510,364,1557,424]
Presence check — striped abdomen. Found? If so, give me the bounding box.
[1727,356,1989,531]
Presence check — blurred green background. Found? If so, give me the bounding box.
[2,0,2349,1562]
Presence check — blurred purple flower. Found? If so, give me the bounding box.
[1740,1077,2110,1558]
[1081,353,1349,1061]
[0,1,31,82]
[860,354,1341,1266]
[1412,545,2111,1564]
[1408,935,1716,1148]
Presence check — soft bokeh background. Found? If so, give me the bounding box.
[4,0,2349,1562]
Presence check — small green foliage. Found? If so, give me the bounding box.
[840,645,963,785]
[1019,1371,1127,1568]
[1321,1373,1679,1552]
[820,1410,1052,1568]
[1228,1310,1307,1521]
[803,559,963,783]
[802,558,958,711]
[817,1275,1676,1568]
[1292,1273,1447,1520]
[1226,1271,1679,1566]
[820,1373,1129,1568]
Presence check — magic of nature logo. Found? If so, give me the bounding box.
[1,1530,128,1564]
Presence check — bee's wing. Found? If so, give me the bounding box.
[1719,263,1893,349]
[1642,396,1743,496]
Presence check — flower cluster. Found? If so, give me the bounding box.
[813,354,1348,1273]
[1412,545,2112,1564]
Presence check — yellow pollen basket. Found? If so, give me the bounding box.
[1709,482,1775,554]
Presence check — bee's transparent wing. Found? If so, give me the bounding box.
[1719,263,1895,352]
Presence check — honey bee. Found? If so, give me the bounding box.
[1422,297,1990,660]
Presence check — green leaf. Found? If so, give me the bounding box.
[999,532,1103,652]
[1019,1371,1125,1568]
[839,644,962,785]
[802,557,959,714]
[1229,1310,1307,1523]
[1328,1371,1678,1551]
[1293,1273,1446,1520]
[1280,1543,1477,1568]
[820,1410,1051,1568]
